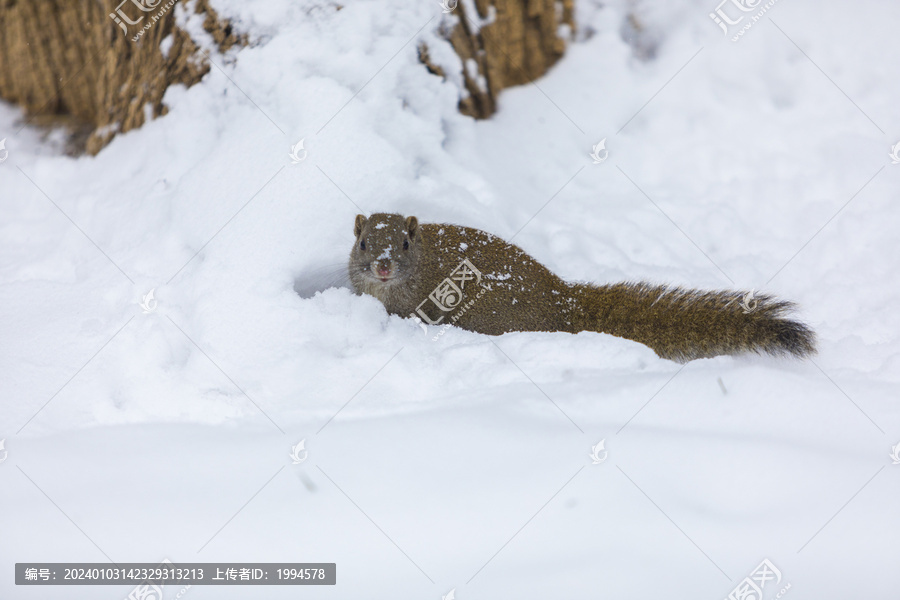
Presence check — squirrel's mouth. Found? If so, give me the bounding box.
[363,271,396,284]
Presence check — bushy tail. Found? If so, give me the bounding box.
[580,282,816,362]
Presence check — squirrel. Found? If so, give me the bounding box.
[348,213,816,362]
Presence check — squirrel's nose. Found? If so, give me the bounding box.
[376,264,392,277]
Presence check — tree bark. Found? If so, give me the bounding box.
[0,0,242,154]
[423,0,575,119]
[0,0,575,154]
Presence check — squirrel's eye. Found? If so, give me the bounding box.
[359,240,366,251]
[403,239,409,250]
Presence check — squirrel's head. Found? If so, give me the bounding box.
[349,213,421,290]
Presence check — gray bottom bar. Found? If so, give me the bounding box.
[16,563,335,585]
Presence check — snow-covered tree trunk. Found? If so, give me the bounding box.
[425,0,574,118]
[0,0,241,154]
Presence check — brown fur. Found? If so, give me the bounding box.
[348,213,816,362]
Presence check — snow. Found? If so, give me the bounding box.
[2,0,899,598]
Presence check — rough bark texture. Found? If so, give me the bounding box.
[0,0,244,154]
[423,0,574,119]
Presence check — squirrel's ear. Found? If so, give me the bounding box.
[354,214,367,238]
[405,216,419,239]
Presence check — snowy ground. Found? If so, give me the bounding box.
[2,0,899,598]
